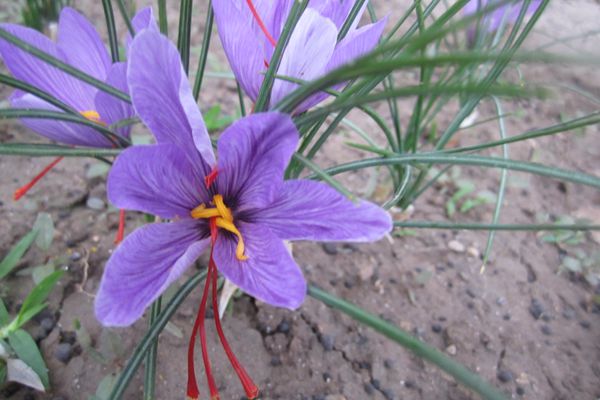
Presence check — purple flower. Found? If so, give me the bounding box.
[464,0,542,34]
[212,0,386,112]
[94,29,392,327]
[0,7,157,147]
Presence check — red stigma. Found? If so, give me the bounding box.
[204,168,219,189]
[13,156,64,201]
[186,216,258,399]
[245,0,277,47]
[114,210,126,244]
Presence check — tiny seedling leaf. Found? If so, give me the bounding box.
[31,263,55,285]
[32,213,54,251]
[93,373,118,400]
[16,270,64,327]
[0,229,38,280]
[6,358,45,392]
[85,163,110,179]
[8,329,49,389]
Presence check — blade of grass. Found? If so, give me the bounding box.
[192,2,214,100]
[116,0,135,36]
[0,143,122,158]
[394,221,600,231]
[101,0,120,62]
[143,296,161,400]
[158,0,168,36]
[177,0,193,73]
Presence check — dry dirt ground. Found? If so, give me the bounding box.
[0,1,599,400]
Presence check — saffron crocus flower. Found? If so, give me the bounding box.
[212,0,386,112]
[95,29,391,399]
[464,0,542,36]
[0,7,156,201]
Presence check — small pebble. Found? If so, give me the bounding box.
[496,297,507,306]
[86,197,105,210]
[270,356,281,366]
[363,383,375,395]
[383,359,394,369]
[382,388,395,400]
[445,345,457,355]
[503,313,511,321]
[370,379,381,390]
[54,343,73,363]
[579,320,591,330]
[322,243,338,255]
[466,246,480,258]
[431,323,442,333]
[404,380,416,389]
[541,325,552,336]
[319,334,335,351]
[69,251,82,262]
[358,361,371,370]
[529,299,544,320]
[276,320,290,334]
[40,317,55,333]
[466,287,478,298]
[448,240,466,253]
[497,370,513,383]
[516,386,525,396]
[323,372,332,383]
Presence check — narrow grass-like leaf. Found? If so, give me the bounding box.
[116,0,135,36]
[158,0,168,36]
[192,2,214,100]
[315,153,600,190]
[0,143,122,158]
[337,0,366,41]
[394,221,600,231]
[0,109,130,147]
[0,230,38,281]
[293,153,355,200]
[16,270,64,327]
[0,74,78,115]
[177,0,193,73]
[101,0,120,62]
[308,285,507,400]
[143,297,161,400]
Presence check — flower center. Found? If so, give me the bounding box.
[190,194,248,261]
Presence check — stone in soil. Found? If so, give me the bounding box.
[322,243,338,255]
[529,298,545,320]
[448,240,466,253]
[431,323,443,333]
[319,334,335,351]
[541,325,552,335]
[54,342,73,363]
[497,369,514,383]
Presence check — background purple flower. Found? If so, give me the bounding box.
[464,0,542,36]
[95,30,392,327]
[212,0,386,112]
[0,7,156,147]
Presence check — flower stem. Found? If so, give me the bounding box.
[307,285,507,400]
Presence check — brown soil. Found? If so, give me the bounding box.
[0,1,599,400]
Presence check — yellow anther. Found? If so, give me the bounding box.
[190,195,248,261]
[190,204,221,219]
[80,110,107,126]
[215,217,248,261]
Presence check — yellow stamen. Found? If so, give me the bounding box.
[80,110,107,126]
[190,195,248,261]
[215,217,248,261]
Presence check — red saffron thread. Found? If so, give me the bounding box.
[245,0,277,46]
[204,168,219,189]
[210,262,259,399]
[13,156,64,201]
[114,209,126,244]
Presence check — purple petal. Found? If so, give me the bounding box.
[216,113,298,212]
[108,144,210,219]
[95,221,209,326]
[308,0,359,30]
[327,17,386,72]
[126,6,159,50]
[11,93,113,147]
[95,62,134,138]
[57,7,110,82]
[212,0,265,101]
[214,222,306,309]
[270,8,338,107]
[127,29,215,168]
[256,179,392,242]
[465,0,542,32]
[0,23,95,110]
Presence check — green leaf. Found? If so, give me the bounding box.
[8,329,49,389]
[0,229,38,281]
[0,361,6,385]
[95,373,118,400]
[0,300,9,327]
[6,358,45,391]
[16,270,64,327]
[32,212,54,251]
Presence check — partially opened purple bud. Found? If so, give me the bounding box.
[212,0,387,113]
